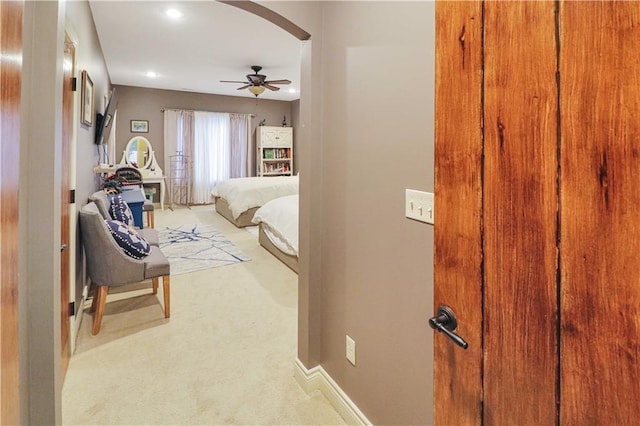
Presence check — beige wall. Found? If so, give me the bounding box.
[66,0,112,347]
[323,4,435,424]
[266,2,435,424]
[67,0,112,205]
[113,85,296,174]
[290,99,301,175]
[19,2,65,422]
[19,0,111,421]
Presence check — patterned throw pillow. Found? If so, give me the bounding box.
[105,220,151,259]
[108,194,135,227]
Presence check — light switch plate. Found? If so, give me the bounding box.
[346,335,356,366]
[405,189,434,224]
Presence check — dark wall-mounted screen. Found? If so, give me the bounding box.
[95,88,118,145]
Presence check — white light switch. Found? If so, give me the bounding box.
[405,189,434,224]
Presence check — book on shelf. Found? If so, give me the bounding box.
[263,148,292,161]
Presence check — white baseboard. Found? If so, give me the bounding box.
[294,358,372,426]
[71,282,89,354]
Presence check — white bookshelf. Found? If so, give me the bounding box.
[256,126,293,176]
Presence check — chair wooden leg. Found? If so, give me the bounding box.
[92,286,108,335]
[148,211,155,228]
[152,277,158,294]
[163,275,170,318]
[90,288,98,312]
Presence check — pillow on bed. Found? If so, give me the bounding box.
[105,219,151,259]
[108,194,135,227]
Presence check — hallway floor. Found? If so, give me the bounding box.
[62,204,345,425]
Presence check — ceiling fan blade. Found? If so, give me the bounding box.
[224,68,289,93]
[264,79,291,85]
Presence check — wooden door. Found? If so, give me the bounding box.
[60,33,74,378]
[434,1,640,424]
[433,2,483,424]
[0,0,23,423]
[559,2,640,422]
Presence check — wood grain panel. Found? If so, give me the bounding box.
[434,2,483,424]
[0,0,23,423]
[483,2,558,424]
[560,2,640,423]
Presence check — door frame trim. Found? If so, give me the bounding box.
[64,23,80,356]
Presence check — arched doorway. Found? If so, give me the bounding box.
[218,1,323,369]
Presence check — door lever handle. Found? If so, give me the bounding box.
[429,305,469,349]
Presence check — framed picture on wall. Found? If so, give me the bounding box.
[80,70,93,126]
[130,120,149,133]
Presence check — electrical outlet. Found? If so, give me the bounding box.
[346,335,356,366]
[405,189,434,224]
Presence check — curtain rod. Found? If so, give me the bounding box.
[160,108,255,117]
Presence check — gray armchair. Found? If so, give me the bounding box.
[79,202,170,335]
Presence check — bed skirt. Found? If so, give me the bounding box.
[214,197,260,228]
[258,224,299,274]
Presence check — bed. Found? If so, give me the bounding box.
[251,194,298,273]
[211,175,298,227]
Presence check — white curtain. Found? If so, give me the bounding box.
[164,109,251,205]
[164,109,196,170]
[192,111,230,203]
[229,113,253,177]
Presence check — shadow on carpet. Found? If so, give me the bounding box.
[158,224,250,275]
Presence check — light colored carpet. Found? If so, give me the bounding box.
[159,224,250,275]
[62,205,345,426]
[244,225,259,238]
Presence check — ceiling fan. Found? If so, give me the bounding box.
[220,66,291,96]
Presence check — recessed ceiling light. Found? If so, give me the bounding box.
[165,8,182,19]
[145,71,157,78]
[288,88,297,94]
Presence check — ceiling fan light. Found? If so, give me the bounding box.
[248,86,266,96]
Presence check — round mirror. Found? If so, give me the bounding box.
[124,136,152,169]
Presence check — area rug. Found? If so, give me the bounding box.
[158,224,250,275]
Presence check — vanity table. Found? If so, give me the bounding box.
[118,136,166,211]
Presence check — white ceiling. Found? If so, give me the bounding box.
[88,1,302,101]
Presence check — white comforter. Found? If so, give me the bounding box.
[211,176,298,219]
[252,194,299,257]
